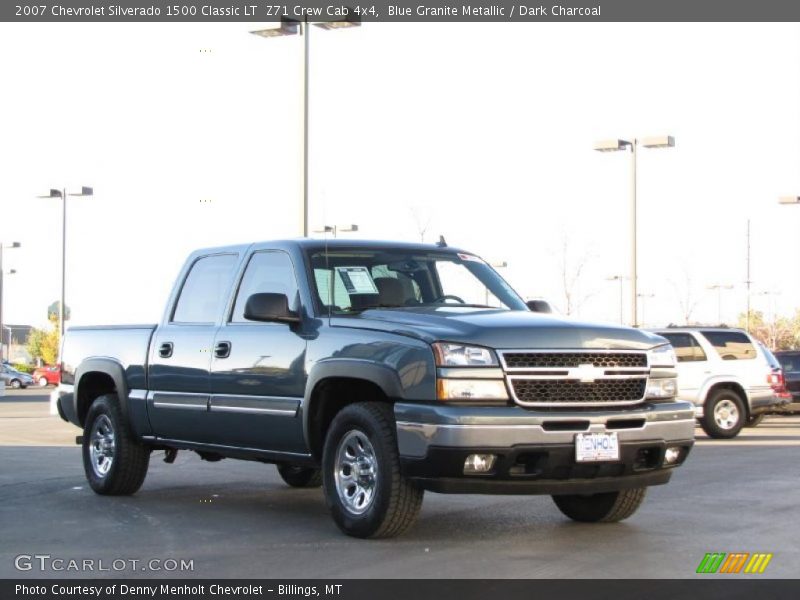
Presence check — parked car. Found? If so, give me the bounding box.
[32,365,60,387]
[745,343,792,426]
[57,239,695,537]
[650,327,789,438]
[774,350,800,413]
[0,364,34,389]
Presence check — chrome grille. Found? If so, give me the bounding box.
[500,350,649,407]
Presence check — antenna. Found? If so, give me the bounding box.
[436,235,447,248]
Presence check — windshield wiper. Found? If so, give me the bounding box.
[342,304,406,313]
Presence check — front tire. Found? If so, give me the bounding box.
[701,389,746,439]
[277,464,322,488]
[82,394,150,495]
[553,487,648,523]
[322,402,423,538]
[10,379,21,389]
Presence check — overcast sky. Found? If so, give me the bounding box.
[1,22,799,331]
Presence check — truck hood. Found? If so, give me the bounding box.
[329,307,665,350]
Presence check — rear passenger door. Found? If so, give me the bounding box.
[207,250,308,453]
[148,253,239,442]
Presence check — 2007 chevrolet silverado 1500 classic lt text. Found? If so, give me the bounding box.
[57,239,694,538]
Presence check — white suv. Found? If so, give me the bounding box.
[650,327,786,439]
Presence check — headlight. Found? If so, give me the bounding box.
[647,344,676,367]
[646,377,677,399]
[432,343,498,367]
[437,379,509,401]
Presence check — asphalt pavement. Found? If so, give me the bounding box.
[1,389,798,579]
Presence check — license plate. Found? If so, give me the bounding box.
[575,432,620,462]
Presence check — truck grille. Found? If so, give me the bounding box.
[510,378,647,406]
[499,350,649,407]
[502,352,647,369]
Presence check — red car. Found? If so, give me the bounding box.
[32,365,60,387]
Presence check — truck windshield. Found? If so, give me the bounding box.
[307,249,527,314]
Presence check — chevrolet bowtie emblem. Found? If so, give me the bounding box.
[567,363,606,383]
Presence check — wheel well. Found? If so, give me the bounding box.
[705,382,748,415]
[307,377,391,461]
[76,372,117,425]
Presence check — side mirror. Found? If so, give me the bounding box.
[526,299,553,313]
[244,293,300,323]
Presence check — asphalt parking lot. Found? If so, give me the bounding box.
[1,388,798,579]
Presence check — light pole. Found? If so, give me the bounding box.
[37,187,93,336]
[606,275,627,325]
[594,135,675,327]
[313,224,359,238]
[251,14,360,237]
[707,284,734,324]
[0,241,21,362]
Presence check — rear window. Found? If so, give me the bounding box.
[700,331,756,361]
[777,353,800,374]
[660,333,707,362]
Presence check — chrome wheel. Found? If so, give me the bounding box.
[714,399,739,430]
[89,414,115,478]
[334,430,378,515]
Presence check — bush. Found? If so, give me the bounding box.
[11,363,34,374]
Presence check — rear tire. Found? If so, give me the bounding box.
[701,389,746,439]
[82,394,150,495]
[322,402,423,538]
[277,464,322,488]
[38,377,49,387]
[10,379,21,389]
[553,487,647,523]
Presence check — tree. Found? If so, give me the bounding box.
[737,309,799,351]
[555,235,594,316]
[47,301,71,323]
[26,308,62,365]
[669,268,700,325]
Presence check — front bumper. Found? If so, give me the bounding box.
[395,400,695,495]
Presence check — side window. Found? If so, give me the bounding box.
[232,251,299,322]
[172,254,238,324]
[661,333,707,362]
[701,331,756,361]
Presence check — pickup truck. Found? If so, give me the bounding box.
[57,239,694,538]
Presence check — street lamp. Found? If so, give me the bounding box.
[0,242,21,362]
[707,284,734,324]
[251,13,360,237]
[606,275,627,325]
[313,224,359,238]
[778,196,800,205]
[594,135,675,327]
[37,186,93,336]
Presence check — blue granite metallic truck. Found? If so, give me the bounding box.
[57,239,694,538]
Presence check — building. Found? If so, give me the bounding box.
[1,324,33,365]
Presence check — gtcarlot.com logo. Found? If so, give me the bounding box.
[696,552,773,574]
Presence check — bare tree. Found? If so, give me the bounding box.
[669,267,700,325]
[409,205,434,243]
[555,235,595,316]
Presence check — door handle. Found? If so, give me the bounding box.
[215,341,231,359]
[159,342,173,358]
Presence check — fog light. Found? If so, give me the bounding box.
[664,446,682,465]
[464,454,496,474]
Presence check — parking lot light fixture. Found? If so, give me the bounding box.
[778,196,800,205]
[707,284,734,324]
[251,12,360,238]
[37,186,94,336]
[606,275,627,325]
[594,135,675,327]
[314,224,359,238]
[0,241,21,363]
